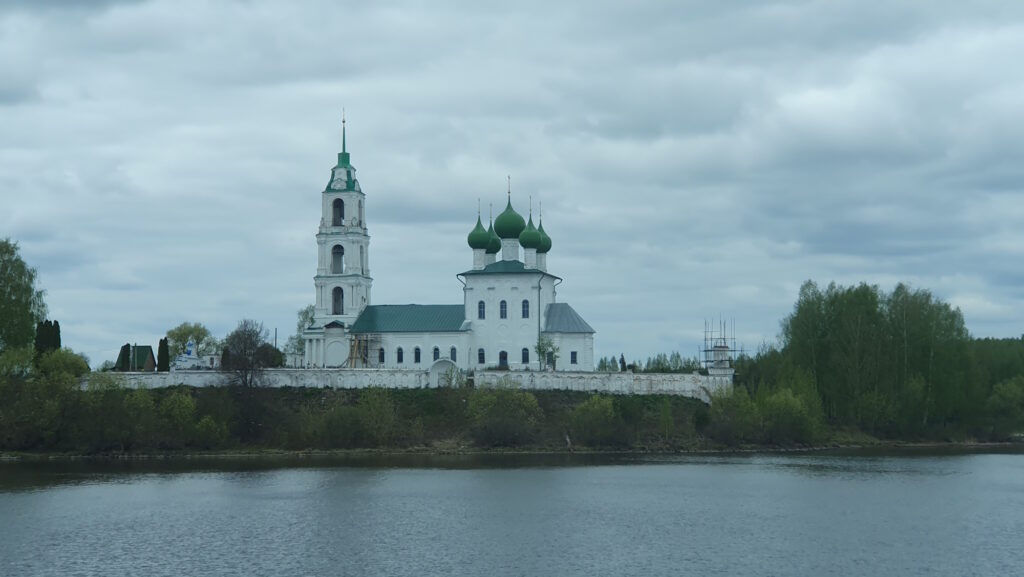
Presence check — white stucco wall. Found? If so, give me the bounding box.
[100,368,731,403]
[462,272,561,371]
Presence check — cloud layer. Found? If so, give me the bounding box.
[3,0,1023,365]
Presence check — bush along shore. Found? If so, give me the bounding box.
[2,360,1020,457]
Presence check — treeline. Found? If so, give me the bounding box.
[712,281,1024,445]
[596,352,701,373]
[0,349,707,452]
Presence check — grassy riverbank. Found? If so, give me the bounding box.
[4,373,1019,457]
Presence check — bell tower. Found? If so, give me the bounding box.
[304,114,373,366]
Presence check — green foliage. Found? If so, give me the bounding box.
[34,320,61,356]
[0,239,47,354]
[643,352,701,373]
[570,395,623,447]
[357,387,396,446]
[160,391,197,447]
[986,376,1024,440]
[535,335,559,370]
[285,304,315,355]
[117,343,131,371]
[778,280,972,436]
[706,387,761,446]
[157,338,170,372]
[165,322,219,358]
[468,384,543,446]
[222,319,270,387]
[255,343,285,368]
[760,388,818,445]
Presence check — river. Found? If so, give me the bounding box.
[2,448,1022,576]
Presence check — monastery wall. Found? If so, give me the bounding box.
[106,368,729,402]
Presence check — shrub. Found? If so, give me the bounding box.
[706,387,760,446]
[468,385,543,446]
[760,388,818,445]
[570,395,623,447]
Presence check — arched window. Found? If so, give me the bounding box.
[358,200,363,226]
[414,347,421,363]
[478,301,485,320]
[522,348,530,364]
[478,348,485,364]
[332,198,344,225]
[378,348,385,364]
[359,246,365,273]
[332,245,345,274]
[522,299,529,319]
[332,287,344,315]
[450,347,457,362]
[500,300,507,319]
[433,347,440,361]
[397,347,404,364]
[499,351,508,367]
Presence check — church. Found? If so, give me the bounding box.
[301,120,595,372]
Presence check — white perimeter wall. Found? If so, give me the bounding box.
[102,368,731,402]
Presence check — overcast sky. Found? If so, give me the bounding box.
[3,0,1024,367]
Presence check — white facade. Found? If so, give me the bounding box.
[303,124,595,372]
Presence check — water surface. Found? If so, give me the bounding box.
[2,450,1022,576]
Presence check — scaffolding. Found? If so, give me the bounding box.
[346,334,383,368]
[702,318,739,376]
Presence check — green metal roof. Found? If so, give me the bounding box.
[115,345,155,371]
[519,215,542,249]
[349,305,466,334]
[459,259,561,279]
[467,216,490,249]
[494,198,526,239]
[543,303,595,334]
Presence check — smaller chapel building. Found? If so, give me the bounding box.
[302,121,594,372]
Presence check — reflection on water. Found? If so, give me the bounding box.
[2,448,1023,577]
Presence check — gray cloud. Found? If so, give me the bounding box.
[3,0,1024,366]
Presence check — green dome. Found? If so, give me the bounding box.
[467,216,490,250]
[494,199,526,239]
[485,221,501,254]
[519,216,542,249]
[537,220,552,253]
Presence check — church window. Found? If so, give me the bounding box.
[478,301,485,320]
[433,347,440,361]
[522,348,529,364]
[499,351,508,367]
[332,287,344,315]
[450,347,457,362]
[522,299,529,318]
[571,351,578,365]
[360,246,365,273]
[378,348,384,364]
[414,347,421,363]
[332,199,344,225]
[397,347,404,364]
[332,245,345,274]
[478,348,485,364]
[500,300,507,319]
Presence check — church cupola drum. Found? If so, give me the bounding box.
[303,115,373,367]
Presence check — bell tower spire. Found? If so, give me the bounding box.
[306,115,373,367]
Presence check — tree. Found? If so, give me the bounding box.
[165,322,219,358]
[221,319,270,387]
[157,338,170,372]
[285,304,315,355]
[0,239,47,353]
[536,334,560,370]
[619,354,627,372]
[117,343,131,371]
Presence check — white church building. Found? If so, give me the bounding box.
[302,121,595,372]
